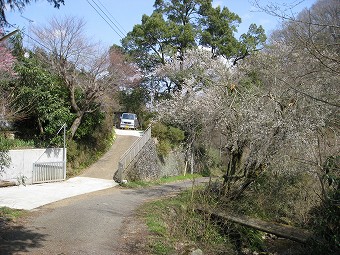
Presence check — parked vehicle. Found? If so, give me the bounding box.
[119,113,139,129]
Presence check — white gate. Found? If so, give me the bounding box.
[32,161,66,184]
[32,123,67,184]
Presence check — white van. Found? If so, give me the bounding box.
[120,113,139,129]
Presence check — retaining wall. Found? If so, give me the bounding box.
[1,148,64,184]
[123,139,185,181]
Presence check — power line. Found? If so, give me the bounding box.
[8,23,52,52]
[96,0,127,35]
[86,0,125,41]
[90,0,126,38]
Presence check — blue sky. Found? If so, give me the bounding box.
[5,0,315,48]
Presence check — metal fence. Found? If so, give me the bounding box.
[32,161,66,184]
[116,126,152,182]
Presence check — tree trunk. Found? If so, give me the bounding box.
[69,111,84,140]
[37,118,44,135]
[190,149,194,174]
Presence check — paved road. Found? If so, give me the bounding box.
[0,179,207,255]
[1,129,207,254]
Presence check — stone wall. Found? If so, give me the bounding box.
[159,148,185,177]
[123,139,185,182]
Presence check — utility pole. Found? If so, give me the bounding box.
[21,15,34,57]
[63,123,67,180]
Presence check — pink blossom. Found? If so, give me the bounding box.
[0,45,16,76]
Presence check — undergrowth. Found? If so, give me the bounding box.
[138,175,315,255]
[138,186,236,255]
[66,127,116,177]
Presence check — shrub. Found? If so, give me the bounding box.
[307,156,340,254]
[152,121,185,158]
[226,170,319,226]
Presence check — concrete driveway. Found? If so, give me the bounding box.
[0,129,143,210]
[0,177,118,210]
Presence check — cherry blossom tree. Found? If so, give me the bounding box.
[0,36,18,127]
[0,44,15,75]
[0,36,17,174]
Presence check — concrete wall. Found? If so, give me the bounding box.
[1,148,65,184]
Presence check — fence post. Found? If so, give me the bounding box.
[117,162,123,182]
[63,124,67,180]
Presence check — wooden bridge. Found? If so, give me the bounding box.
[195,207,312,243]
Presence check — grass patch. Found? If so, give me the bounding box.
[0,207,27,221]
[120,173,202,189]
[158,174,201,183]
[152,240,174,255]
[138,188,235,255]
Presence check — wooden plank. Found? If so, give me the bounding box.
[195,207,312,243]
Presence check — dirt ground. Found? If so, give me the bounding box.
[116,214,151,255]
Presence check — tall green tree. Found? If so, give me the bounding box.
[121,12,171,71]
[154,0,200,62]
[122,0,266,97]
[31,16,132,140]
[199,3,241,58]
[13,56,73,144]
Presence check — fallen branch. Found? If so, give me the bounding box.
[195,206,312,243]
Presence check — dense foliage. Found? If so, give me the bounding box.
[0,16,133,173]
[122,0,266,96]
[140,0,339,253]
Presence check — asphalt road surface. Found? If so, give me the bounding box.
[0,179,207,255]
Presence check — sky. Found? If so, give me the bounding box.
[5,0,316,49]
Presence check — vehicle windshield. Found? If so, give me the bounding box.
[122,113,134,120]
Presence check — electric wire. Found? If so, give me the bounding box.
[96,0,127,35]
[8,23,53,52]
[92,0,126,38]
[86,0,125,40]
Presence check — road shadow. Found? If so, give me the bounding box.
[0,220,47,255]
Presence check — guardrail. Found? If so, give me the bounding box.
[116,126,152,182]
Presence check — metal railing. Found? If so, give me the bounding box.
[116,126,152,182]
[32,162,65,184]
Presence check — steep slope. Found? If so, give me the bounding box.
[80,133,139,180]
